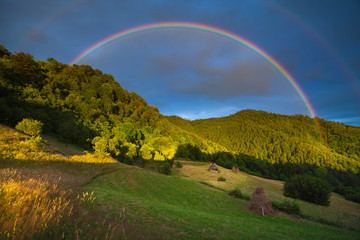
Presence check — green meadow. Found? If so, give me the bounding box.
[1,125,359,239]
[83,161,360,239]
[175,162,360,231]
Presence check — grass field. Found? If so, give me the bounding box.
[174,161,360,231]
[0,125,135,239]
[1,124,360,239]
[85,163,360,239]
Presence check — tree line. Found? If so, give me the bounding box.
[1,45,359,202]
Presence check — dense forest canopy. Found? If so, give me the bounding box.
[1,45,359,201]
[0,45,224,163]
[167,110,360,173]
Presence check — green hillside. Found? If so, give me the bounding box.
[168,110,360,172]
[85,162,360,239]
[1,124,359,239]
[0,45,225,162]
[1,45,359,203]
[174,161,360,231]
[168,112,360,202]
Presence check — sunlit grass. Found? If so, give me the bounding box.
[0,125,131,239]
[176,161,360,230]
[0,124,116,165]
[0,170,100,239]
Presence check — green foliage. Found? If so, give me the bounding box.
[92,136,109,156]
[157,160,172,175]
[0,45,11,57]
[283,175,332,206]
[175,161,183,168]
[0,46,222,165]
[340,186,360,203]
[315,167,328,179]
[26,135,42,150]
[15,118,43,136]
[271,199,301,215]
[217,176,226,181]
[168,110,360,173]
[228,188,251,201]
[175,144,204,161]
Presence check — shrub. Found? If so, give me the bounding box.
[272,199,301,215]
[344,187,360,203]
[229,188,251,201]
[175,161,183,168]
[26,135,42,151]
[218,176,226,181]
[157,160,171,175]
[15,118,43,136]
[283,175,332,206]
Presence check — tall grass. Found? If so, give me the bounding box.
[0,170,71,239]
[0,126,127,239]
[0,170,123,239]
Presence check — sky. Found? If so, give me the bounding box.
[1,0,359,126]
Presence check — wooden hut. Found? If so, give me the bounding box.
[208,162,219,173]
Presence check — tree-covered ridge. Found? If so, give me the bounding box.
[168,110,360,173]
[1,45,359,202]
[0,46,225,162]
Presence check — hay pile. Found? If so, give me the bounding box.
[248,187,275,216]
[232,167,240,173]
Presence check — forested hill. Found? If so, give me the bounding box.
[0,46,225,162]
[0,45,359,175]
[167,110,360,173]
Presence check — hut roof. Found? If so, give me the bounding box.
[208,162,219,172]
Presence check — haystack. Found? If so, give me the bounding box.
[248,187,275,216]
[232,167,240,173]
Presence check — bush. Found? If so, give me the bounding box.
[15,118,43,136]
[343,187,360,203]
[26,135,42,151]
[229,188,251,201]
[175,161,183,168]
[157,160,171,175]
[283,175,332,206]
[218,176,226,181]
[272,199,301,215]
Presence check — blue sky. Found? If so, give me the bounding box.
[1,0,359,126]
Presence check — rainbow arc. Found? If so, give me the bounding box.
[70,22,329,162]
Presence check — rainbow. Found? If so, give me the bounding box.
[70,22,317,119]
[70,21,330,163]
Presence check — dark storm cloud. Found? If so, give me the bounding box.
[147,48,277,99]
[148,54,181,74]
[182,61,273,97]
[304,64,325,80]
[22,26,50,44]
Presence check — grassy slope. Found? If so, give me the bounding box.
[0,125,142,239]
[174,162,360,231]
[1,125,360,239]
[84,163,360,239]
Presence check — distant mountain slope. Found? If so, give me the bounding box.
[168,110,360,173]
